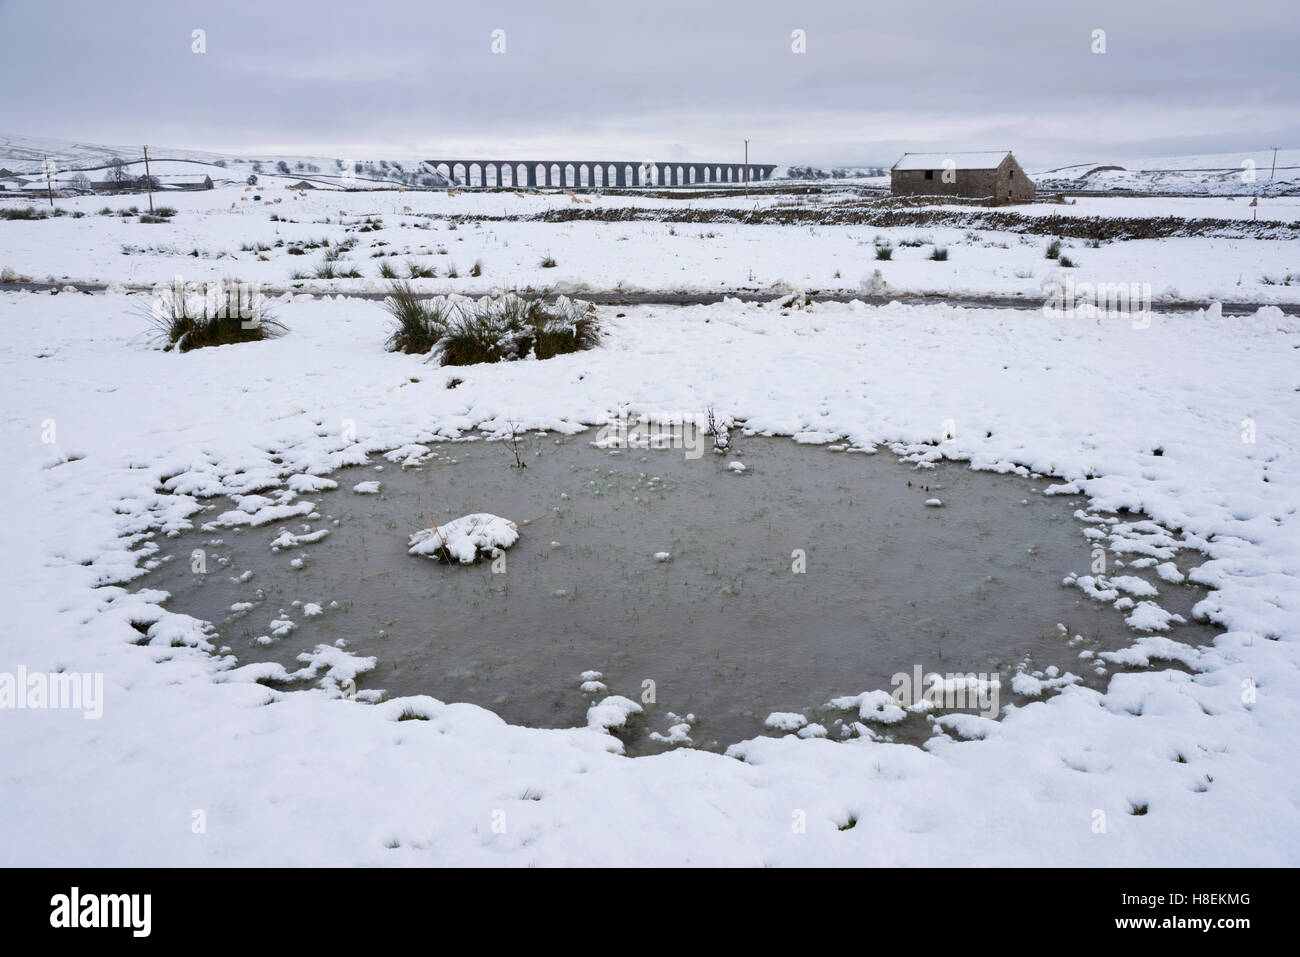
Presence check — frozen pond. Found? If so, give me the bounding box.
[142,433,1223,754]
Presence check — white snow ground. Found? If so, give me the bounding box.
[2,185,1299,304]
[0,280,1297,864]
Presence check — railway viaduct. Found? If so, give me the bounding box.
[425,160,778,188]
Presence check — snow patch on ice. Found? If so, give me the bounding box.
[408,514,519,564]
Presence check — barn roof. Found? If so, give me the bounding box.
[892,151,1014,171]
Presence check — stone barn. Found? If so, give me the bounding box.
[890,151,1035,203]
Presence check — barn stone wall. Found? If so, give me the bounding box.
[891,155,1036,204]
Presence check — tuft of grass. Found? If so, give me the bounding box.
[381,285,601,365]
[874,244,893,260]
[378,259,400,279]
[928,246,949,261]
[436,308,514,365]
[1059,254,1077,268]
[540,254,557,268]
[405,259,436,279]
[530,298,601,360]
[1261,271,1300,286]
[313,259,338,279]
[137,206,176,224]
[1045,238,1061,259]
[1,206,47,221]
[144,278,287,352]
[383,280,456,353]
[470,259,483,277]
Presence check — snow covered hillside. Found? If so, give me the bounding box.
[1033,150,1300,196]
[0,133,448,190]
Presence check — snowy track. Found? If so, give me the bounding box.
[4,282,1297,317]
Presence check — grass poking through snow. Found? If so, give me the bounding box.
[382,282,600,365]
[144,278,287,352]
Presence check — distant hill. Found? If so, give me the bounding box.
[1030,149,1299,196]
[2,134,1294,196]
[0,134,451,190]
[779,165,889,181]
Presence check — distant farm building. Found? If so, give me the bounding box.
[90,173,213,192]
[160,174,214,191]
[289,180,316,190]
[891,151,1035,203]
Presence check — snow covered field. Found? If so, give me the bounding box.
[1,250,1298,862]
[3,185,1300,304]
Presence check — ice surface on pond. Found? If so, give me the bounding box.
[142,434,1223,755]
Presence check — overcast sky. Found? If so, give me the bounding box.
[1,0,1295,168]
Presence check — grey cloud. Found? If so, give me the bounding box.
[0,0,1294,167]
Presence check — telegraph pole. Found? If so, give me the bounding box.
[42,154,54,208]
[143,145,155,213]
[1270,146,1278,181]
